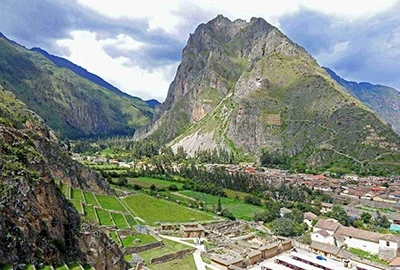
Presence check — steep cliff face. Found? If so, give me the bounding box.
[139,15,400,174]
[324,67,400,135]
[0,85,126,268]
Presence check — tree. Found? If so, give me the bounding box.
[244,195,262,206]
[374,211,391,229]
[328,205,349,226]
[168,184,179,191]
[284,208,304,224]
[216,197,222,213]
[271,218,306,237]
[360,212,372,224]
[221,209,235,220]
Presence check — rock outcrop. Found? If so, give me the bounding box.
[0,85,126,269]
[138,15,400,174]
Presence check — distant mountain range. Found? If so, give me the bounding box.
[324,67,400,135]
[0,33,154,139]
[136,15,400,175]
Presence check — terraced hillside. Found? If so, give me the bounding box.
[0,85,126,269]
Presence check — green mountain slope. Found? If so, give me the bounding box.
[0,33,153,139]
[324,67,400,135]
[138,15,400,175]
[0,84,126,268]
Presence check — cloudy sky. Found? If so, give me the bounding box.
[1,0,399,101]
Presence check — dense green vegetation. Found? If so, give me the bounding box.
[0,35,153,139]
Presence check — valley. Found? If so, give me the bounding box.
[1,9,400,270]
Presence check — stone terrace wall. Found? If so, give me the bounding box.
[150,248,195,264]
[123,241,163,254]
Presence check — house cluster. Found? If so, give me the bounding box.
[312,218,400,261]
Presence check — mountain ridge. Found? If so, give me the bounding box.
[324,67,400,135]
[0,33,153,139]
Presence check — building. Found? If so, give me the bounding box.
[390,257,400,269]
[303,211,318,227]
[247,250,262,265]
[258,242,279,259]
[312,218,400,261]
[180,223,205,238]
[210,255,244,270]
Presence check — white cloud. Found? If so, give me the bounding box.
[67,0,398,101]
[56,30,177,101]
[77,0,398,31]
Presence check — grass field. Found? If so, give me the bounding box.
[54,264,69,270]
[111,212,130,229]
[121,234,157,247]
[139,239,190,265]
[109,231,121,245]
[68,262,83,270]
[123,194,215,225]
[125,214,137,226]
[224,189,250,201]
[83,205,98,222]
[83,191,99,206]
[96,208,114,226]
[127,177,184,189]
[96,195,126,212]
[71,189,84,201]
[71,199,83,214]
[150,254,196,270]
[178,190,264,220]
[60,183,70,199]
[25,265,35,270]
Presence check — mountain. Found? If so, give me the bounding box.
[0,84,126,268]
[324,67,400,135]
[31,47,129,97]
[137,15,400,175]
[145,99,161,108]
[0,33,153,139]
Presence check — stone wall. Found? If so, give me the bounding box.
[123,241,163,254]
[150,248,195,265]
[378,246,398,261]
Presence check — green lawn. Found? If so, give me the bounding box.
[96,208,114,226]
[71,188,84,201]
[25,265,35,270]
[96,195,126,212]
[111,212,130,229]
[139,239,190,265]
[83,191,99,206]
[127,177,184,189]
[150,254,197,270]
[71,199,83,214]
[83,205,98,222]
[123,194,215,225]
[82,265,95,270]
[349,248,388,265]
[121,234,157,247]
[54,264,69,270]
[37,266,52,270]
[224,189,250,200]
[109,231,122,246]
[68,262,83,270]
[179,190,264,220]
[125,214,137,226]
[60,183,70,199]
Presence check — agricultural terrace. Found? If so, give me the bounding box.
[122,193,215,225]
